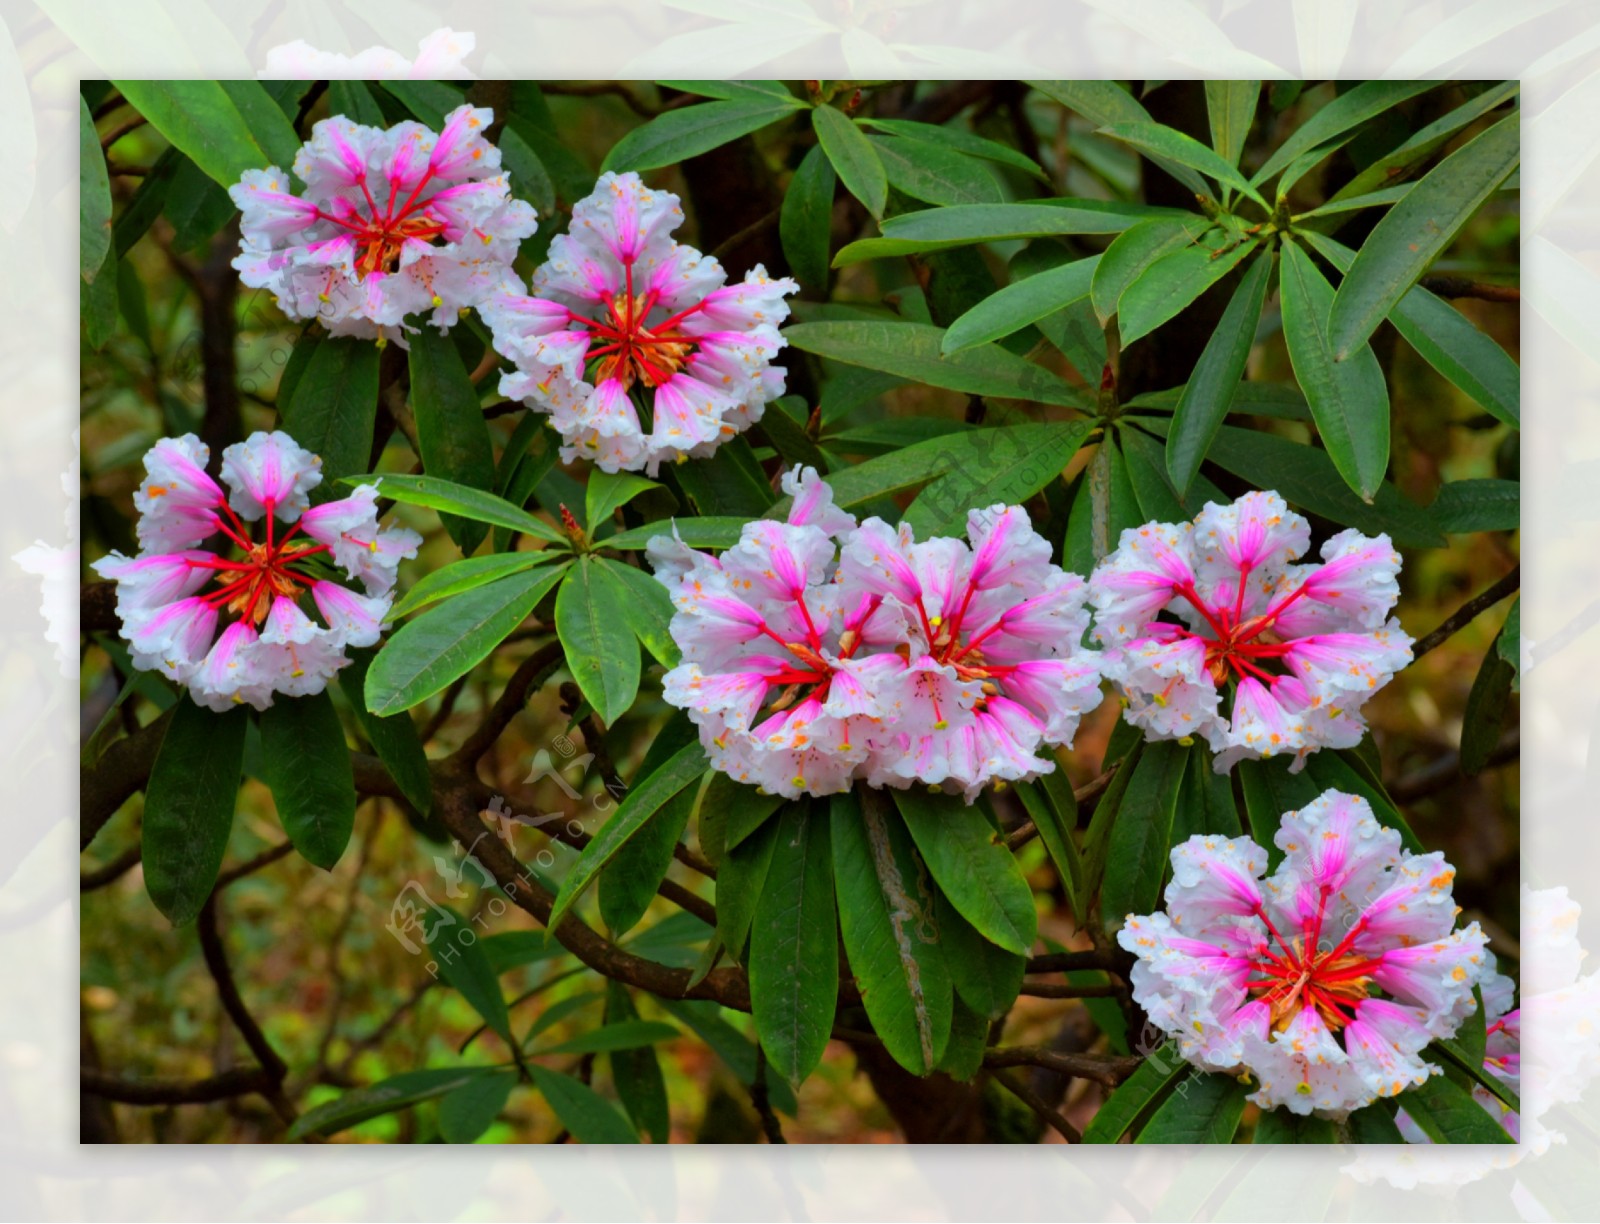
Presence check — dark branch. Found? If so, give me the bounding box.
[1410,566,1520,661]
[1418,275,1519,303]
[80,1065,276,1106]
[452,639,564,763]
[982,1045,1143,1089]
[197,894,296,1125]
[1017,982,1124,999]
[988,1068,1081,1143]
[80,842,143,891]
[1025,949,1122,975]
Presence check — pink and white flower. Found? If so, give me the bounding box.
[838,504,1105,801]
[230,105,536,341]
[649,472,1101,800]
[1119,790,1491,1118]
[91,431,421,710]
[1088,491,1412,773]
[482,171,798,475]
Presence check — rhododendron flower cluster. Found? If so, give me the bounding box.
[1119,790,1490,1118]
[231,105,536,340]
[91,432,420,711]
[648,468,1103,800]
[483,171,798,475]
[1088,491,1412,773]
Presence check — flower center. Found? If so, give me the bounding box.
[315,168,462,281]
[194,498,330,626]
[573,258,701,391]
[1246,893,1380,1034]
[1170,573,1306,688]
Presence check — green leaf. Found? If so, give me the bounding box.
[142,703,248,925]
[603,517,747,553]
[1399,1071,1514,1144]
[111,80,275,189]
[545,740,709,934]
[381,80,466,126]
[1166,251,1273,496]
[894,788,1036,957]
[1250,80,1441,189]
[555,557,642,727]
[1118,231,1256,346]
[1099,121,1267,208]
[217,80,302,170]
[1027,80,1210,198]
[1090,215,1215,327]
[832,789,954,1075]
[1327,81,1518,206]
[1429,479,1520,534]
[748,801,838,1086]
[1132,419,1443,548]
[278,335,381,500]
[604,983,671,1142]
[812,104,886,216]
[598,557,681,668]
[408,329,499,554]
[1254,1110,1336,1143]
[1346,1102,1407,1143]
[709,774,783,859]
[327,80,386,128]
[1135,1070,1248,1143]
[1120,421,1226,522]
[782,320,1086,407]
[438,1068,516,1144]
[656,80,804,105]
[585,471,659,538]
[1082,738,1144,900]
[1297,229,1519,429]
[835,200,1168,265]
[1175,739,1242,841]
[1390,287,1520,429]
[716,812,781,958]
[652,998,798,1115]
[757,399,829,472]
[83,248,118,350]
[337,649,433,820]
[1204,81,1260,170]
[1461,633,1516,775]
[858,117,1049,182]
[257,690,356,870]
[1499,596,1520,688]
[598,782,694,938]
[390,551,558,620]
[1100,740,1190,936]
[903,421,1094,539]
[1295,185,1415,219]
[1328,112,1519,360]
[365,563,569,715]
[79,96,112,280]
[431,905,513,1045]
[935,889,1025,1021]
[673,436,775,517]
[869,134,1003,207]
[779,143,837,289]
[532,1020,682,1056]
[603,97,800,173]
[526,1065,639,1143]
[1278,239,1391,501]
[1082,1054,1190,1143]
[935,996,991,1080]
[345,472,566,545]
[1431,1034,1520,1115]
[287,1067,489,1140]
[1015,778,1085,927]
[1237,756,1322,868]
[941,255,1099,353]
